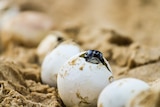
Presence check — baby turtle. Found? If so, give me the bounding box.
[80,50,111,72]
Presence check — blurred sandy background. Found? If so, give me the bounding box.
[11,0,160,47]
[0,0,160,107]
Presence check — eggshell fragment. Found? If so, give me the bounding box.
[37,31,67,63]
[41,41,81,87]
[1,11,54,47]
[57,51,113,107]
[97,78,150,107]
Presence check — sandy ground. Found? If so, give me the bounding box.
[0,0,160,107]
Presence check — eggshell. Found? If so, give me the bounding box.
[97,78,150,107]
[126,89,160,107]
[41,41,81,87]
[37,31,67,63]
[57,51,113,107]
[126,79,160,107]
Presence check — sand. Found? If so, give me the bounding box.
[0,0,160,107]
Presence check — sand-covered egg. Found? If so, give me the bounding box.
[126,79,160,107]
[57,50,113,107]
[126,89,160,107]
[41,41,81,87]
[97,78,150,107]
[37,31,67,63]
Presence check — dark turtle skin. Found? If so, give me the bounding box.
[80,50,111,72]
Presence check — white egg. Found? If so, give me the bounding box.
[41,41,81,87]
[126,89,159,107]
[97,78,150,107]
[37,31,67,63]
[57,50,113,107]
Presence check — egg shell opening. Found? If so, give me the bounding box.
[58,52,113,107]
[37,31,67,63]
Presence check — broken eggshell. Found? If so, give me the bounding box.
[37,31,67,63]
[97,78,150,107]
[57,50,113,107]
[41,41,82,87]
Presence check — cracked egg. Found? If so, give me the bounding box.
[57,50,113,107]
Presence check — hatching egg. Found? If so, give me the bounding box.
[41,41,81,87]
[97,78,150,107]
[37,31,67,63]
[57,50,113,107]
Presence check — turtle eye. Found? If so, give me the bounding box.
[84,51,89,58]
[83,50,101,63]
[84,50,93,58]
